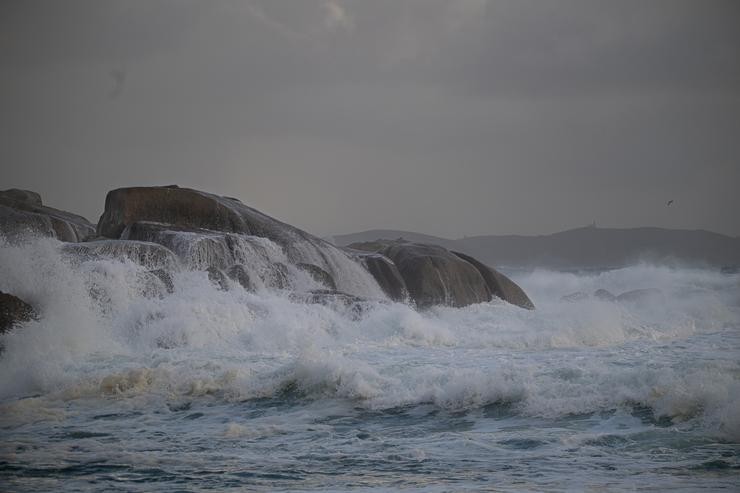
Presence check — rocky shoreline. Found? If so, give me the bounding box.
[0,186,534,334]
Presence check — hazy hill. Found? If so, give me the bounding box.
[328,229,456,249]
[332,226,740,269]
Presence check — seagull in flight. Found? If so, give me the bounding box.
[666,199,674,207]
[109,68,126,99]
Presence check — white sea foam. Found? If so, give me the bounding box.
[0,235,739,445]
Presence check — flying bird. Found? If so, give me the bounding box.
[666,200,674,207]
[109,68,126,99]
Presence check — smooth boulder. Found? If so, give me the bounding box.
[99,186,385,299]
[356,253,409,302]
[0,189,95,242]
[381,243,492,309]
[451,251,534,310]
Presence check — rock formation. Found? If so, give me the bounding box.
[1,186,534,311]
[100,186,383,299]
[451,251,534,310]
[0,189,95,242]
[348,240,534,309]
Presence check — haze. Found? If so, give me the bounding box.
[2,0,739,238]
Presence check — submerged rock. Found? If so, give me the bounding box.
[0,291,36,334]
[561,291,589,302]
[290,289,371,319]
[0,189,95,242]
[593,289,617,302]
[616,288,663,303]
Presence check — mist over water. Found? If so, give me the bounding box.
[1,236,739,491]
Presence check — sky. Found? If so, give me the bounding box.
[2,0,739,238]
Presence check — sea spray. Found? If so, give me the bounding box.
[1,236,739,491]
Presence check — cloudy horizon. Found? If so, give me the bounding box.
[2,0,739,238]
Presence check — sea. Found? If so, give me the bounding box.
[1,237,738,492]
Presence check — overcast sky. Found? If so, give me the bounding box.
[2,0,739,238]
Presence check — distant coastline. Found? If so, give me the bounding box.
[332,226,740,270]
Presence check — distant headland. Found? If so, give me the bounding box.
[331,227,740,270]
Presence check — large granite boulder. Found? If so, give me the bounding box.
[347,250,408,302]
[0,291,36,334]
[380,243,492,309]
[0,189,95,242]
[98,186,318,252]
[348,241,533,309]
[98,186,384,299]
[450,251,534,310]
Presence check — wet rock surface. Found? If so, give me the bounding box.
[451,251,534,310]
[380,243,492,309]
[0,189,95,242]
[2,186,534,310]
[0,291,36,334]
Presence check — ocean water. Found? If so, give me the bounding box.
[1,237,739,492]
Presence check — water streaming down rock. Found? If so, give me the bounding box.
[102,187,388,299]
[62,239,180,272]
[119,220,382,296]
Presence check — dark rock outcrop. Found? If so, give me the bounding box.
[0,291,36,334]
[100,187,384,298]
[356,253,409,302]
[345,240,533,309]
[380,243,492,309]
[451,251,534,310]
[0,189,95,242]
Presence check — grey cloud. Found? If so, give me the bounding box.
[1,0,738,238]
